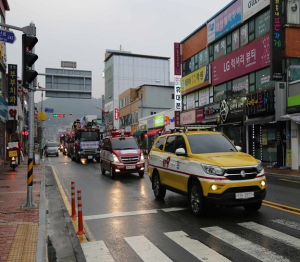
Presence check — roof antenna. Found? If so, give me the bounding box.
[119,45,123,51]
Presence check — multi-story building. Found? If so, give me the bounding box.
[179,0,300,169]
[0,0,9,162]
[118,84,174,134]
[103,49,170,130]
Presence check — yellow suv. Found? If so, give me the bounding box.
[148,125,266,216]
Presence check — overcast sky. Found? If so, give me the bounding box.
[6,0,233,102]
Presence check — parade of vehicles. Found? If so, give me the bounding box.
[100,129,145,179]
[148,125,266,216]
[71,115,101,163]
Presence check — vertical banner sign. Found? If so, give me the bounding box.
[174,111,180,127]
[270,0,283,80]
[8,64,17,106]
[114,108,119,120]
[174,42,181,75]
[174,76,181,111]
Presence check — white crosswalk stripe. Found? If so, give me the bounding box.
[239,221,300,250]
[201,226,290,262]
[81,221,300,262]
[125,235,172,262]
[81,241,115,262]
[272,219,300,231]
[164,231,230,261]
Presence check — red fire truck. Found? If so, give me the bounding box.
[71,116,101,163]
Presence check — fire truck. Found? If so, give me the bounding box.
[100,129,145,179]
[71,115,101,163]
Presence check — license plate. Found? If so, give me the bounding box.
[88,156,93,159]
[235,192,254,199]
[126,165,135,169]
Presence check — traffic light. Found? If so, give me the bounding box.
[53,114,65,118]
[22,34,38,88]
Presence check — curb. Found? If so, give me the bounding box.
[265,172,300,181]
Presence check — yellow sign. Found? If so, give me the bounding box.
[8,150,18,157]
[262,129,268,145]
[181,65,209,94]
[38,112,47,121]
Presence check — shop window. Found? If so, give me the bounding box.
[232,29,240,51]
[195,91,199,108]
[183,95,187,111]
[199,48,209,68]
[182,61,186,77]
[213,83,227,102]
[240,24,248,47]
[256,67,276,91]
[191,56,195,72]
[255,10,270,39]
[194,54,199,71]
[209,45,214,63]
[248,19,255,42]
[226,34,232,54]
[214,37,226,61]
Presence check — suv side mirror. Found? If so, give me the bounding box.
[236,146,242,152]
[175,148,187,156]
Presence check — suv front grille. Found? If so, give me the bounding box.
[121,156,139,163]
[224,167,258,181]
[83,149,97,154]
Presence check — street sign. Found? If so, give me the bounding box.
[0,29,16,44]
[45,107,54,113]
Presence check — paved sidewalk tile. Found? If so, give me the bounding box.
[0,158,41,262]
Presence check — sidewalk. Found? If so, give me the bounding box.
[0,155,43,262]
[0,157,300,262]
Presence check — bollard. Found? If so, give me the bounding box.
[70,181,77,218]
[76,189,85,235]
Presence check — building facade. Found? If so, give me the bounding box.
[0,0,9,162]
[103,50,170,130]
[118,84,174,134]
[179,0,300,169]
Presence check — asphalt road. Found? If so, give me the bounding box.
[45,152,300,262]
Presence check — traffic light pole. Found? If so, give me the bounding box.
[22,22,37,208]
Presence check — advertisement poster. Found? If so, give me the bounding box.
[286,149,292,167]
[211,34,270,86]
[181,65,209,95]
[207,0,242,43]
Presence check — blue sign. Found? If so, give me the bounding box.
[0,29,16,44]
[45,108,54,113]
[0,95,8,120]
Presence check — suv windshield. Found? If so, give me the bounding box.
[79,131,99,141]
[111,138,138,150]
[47,142,58,147]
[187,134,237,154]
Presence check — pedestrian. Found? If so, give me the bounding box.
[16,139,21,164]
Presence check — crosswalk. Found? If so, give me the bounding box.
[81,219,300,262]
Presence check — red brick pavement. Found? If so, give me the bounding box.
[0,156,41,262]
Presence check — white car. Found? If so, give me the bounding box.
[45,142,59,157]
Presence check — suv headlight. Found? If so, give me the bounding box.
[201,164,224,176]
[256,161,263,173]
[141,153,144,162]
[112,153,120,163]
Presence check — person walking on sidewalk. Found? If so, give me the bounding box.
[16,139,21,165]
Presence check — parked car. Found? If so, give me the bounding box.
[44,141,59,157]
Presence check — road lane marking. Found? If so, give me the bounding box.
[83,207,187,221]
[164,231,230,261]
[201,226,290,262]
[272,219,300,230]
[81,241,115,262]
[263,200,300,215]
[239,222,300,250]
[125,235,172,262]
[279,179,300,184]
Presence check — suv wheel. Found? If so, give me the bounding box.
[243,201,262,212]
[152,171,166,199]
[189,181,206,216]
[110,165,116,179]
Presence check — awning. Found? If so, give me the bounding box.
[134,131,146,136]
[281,113,300,124]
[244,115,275,126]
[146,127,163,136]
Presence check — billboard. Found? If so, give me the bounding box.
[211,34,270,86]
[174,43,181,75]
[207,0,242,43]
[243,0,270,22]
